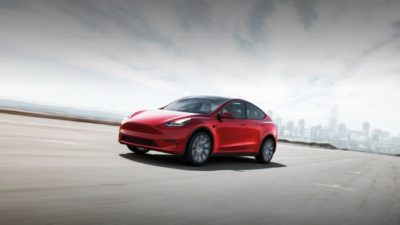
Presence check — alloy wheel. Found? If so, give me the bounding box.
[262,138,275,161]
[191,133,211,163]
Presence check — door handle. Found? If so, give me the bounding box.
[241,123,246,126]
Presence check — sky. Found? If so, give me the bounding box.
[0,0,400,135]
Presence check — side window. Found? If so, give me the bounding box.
[221,101,246,119]
[246,102,265,120]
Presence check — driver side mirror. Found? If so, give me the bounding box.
[219,112,234,119]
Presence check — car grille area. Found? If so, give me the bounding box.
[121,135,157,147]
[121,122,162,135]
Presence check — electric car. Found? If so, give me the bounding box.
[119,96,277,166]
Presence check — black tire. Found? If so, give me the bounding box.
[127,146,149,154]
[256,137,275,164]
[184,132,212,166]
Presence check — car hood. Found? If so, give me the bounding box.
[127,109,199,125]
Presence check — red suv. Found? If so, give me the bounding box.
[119,96,277,166]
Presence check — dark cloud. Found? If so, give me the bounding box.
[343,19,400,75]
[346,34,400,75]
[393,19,400,32]
[294,0,318,30]
[248,0,275,40]
[356,20,400,59]
[234,32,255,51]
[47,0,173,47]
[176,0,211,31]
[47,0,109,33]
[0,0,31,12]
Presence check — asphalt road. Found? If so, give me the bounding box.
[0,113,399,225]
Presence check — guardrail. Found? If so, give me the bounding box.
[0,109,120,126]
[277,139,339,150]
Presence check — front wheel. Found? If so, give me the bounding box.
[256,137,275,164]
[184,132,212,166]
[127,146,149,154]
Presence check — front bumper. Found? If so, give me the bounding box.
[118,128,187,155]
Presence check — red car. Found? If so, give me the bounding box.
[119,96,277,166]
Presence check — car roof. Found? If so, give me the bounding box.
[180,95,232,102]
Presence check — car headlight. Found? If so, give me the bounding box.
[164,118,191,127]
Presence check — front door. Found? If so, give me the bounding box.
[215,101,254,152]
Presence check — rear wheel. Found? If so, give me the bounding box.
[256,137,275,164]
[184,132,212,166]
[127,146,149,154]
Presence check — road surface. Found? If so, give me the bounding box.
[0,113,399,225]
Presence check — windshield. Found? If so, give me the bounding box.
[163,97,228,114]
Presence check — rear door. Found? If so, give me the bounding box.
[244,102,266,152]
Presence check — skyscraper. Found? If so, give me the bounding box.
[329,105,338,134]
[298,119,305,136]
[286,121,294,136]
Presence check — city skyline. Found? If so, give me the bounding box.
[272,105,400,155]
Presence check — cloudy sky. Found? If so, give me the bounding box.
[0,0,399,134]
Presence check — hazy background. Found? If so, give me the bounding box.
[0,0,399,135]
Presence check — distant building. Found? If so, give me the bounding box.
[275,117,282,126]
[298,119,305,136]
[362,122,370,136]
[267,110,274,119]
[286,121,294,136]
[338,123,347,138]
[271,111,397,155]
[279,126,286,137]
[310,125,322,140]
[328,106,338,134]
[275,117,284,137]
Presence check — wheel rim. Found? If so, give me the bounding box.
[191,134,211,163]
[263,139,274,161]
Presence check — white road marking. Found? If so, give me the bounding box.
[314,183,354,191]
[360,166,371,169]
[347,171,362,175]
[0,137,79,145]
[0,120,115,132]
[37,139,79,145]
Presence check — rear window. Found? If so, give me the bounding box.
[246,102,265,119]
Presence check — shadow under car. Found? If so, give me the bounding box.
[119,152,286,171]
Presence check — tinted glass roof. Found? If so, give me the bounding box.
[180,95,230,102]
